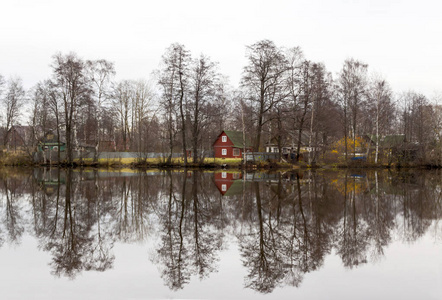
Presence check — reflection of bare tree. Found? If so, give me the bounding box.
[35,169,116,278]
[238,172,336,292]
[1,168,442,291]
[153,171,224,290]
[186,172,220,279]
[156,171,190,290]
[366,171,393,261]
[46,170,90,278]
[398,172,433,242]
[239,182,284,293]
[286,173,331,283]
[335,173,370,268]
[113,173,152,243]
[1,177,25,245]
[45,170,75,276]
[83,170,115,272]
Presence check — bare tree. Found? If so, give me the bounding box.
[51,52,91,165]
[337,59,368,159]
[28,81,55,159]
[241,40,288,151]
[157,43,191,164]
[294,60,314,161]
[307,62,333,163]
[367,76,394,163]
[284,47,304,160]
[0,74,5,99]
[2,77,26,150]
[132,79,155,154]
[399,91,431,162]
[86,59,115,161]
[431,93,442,166]
[188,54,220,163]
[47,81,63,163]
[112,80,133,151]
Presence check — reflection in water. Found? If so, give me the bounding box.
[154,171,223,290]
[0,168,442,292]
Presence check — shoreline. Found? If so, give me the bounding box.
[1,160,440,171]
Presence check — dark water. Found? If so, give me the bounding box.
[0,168,442,299]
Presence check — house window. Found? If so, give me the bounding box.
[233,148,240,156]
[222,136,227,142]
[222,149,227,156]
[221,184,227,192]
[222,172,227,178]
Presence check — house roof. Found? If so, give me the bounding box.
[382,135,405,147]
[223,130,252,148]
[367,134,405,147]
[40,131,66,144]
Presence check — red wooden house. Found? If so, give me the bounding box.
[213,130,252,158]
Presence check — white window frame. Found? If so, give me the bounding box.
[221,184,227,192]
[222,136,227,142]
[222,172,227,178]
[222,149,227,156]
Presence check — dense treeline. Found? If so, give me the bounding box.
[1,40,441,165]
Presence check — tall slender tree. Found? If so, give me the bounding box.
[86,59,115,160]
[112,80,133,151]
[157,43,190,164]
[337,58,368,159]
[367,77,394,163]
[188,54,220,163]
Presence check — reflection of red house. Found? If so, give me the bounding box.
[214,171,243,196]
[213,130,252,159]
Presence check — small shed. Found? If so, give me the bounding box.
[213,130,252,158]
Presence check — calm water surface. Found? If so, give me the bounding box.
[0,168,442,299]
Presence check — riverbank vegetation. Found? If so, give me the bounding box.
[1,39,442,168]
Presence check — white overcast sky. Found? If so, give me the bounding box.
[1,0,442,97]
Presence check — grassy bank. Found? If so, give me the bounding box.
[0,151,33,166]
[2,151,436,170]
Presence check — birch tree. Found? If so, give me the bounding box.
[367,77,393,163]
[337,59,368,159]
[86,59,115,160]
[133,79,155,153]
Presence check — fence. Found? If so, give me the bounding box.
[244,152,279,162]
[33,151,184,163]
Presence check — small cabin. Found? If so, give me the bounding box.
[37,132,66,152]
[213,130,252,159]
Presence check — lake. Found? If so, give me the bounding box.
[0,168,441,299]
